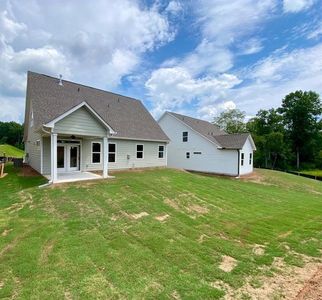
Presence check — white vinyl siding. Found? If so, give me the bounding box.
[54,106,107,137]
[108,139,166,170]
[158,113,239,176]
[239,137,254,175]
[25,127,41,173]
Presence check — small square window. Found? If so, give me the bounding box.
[241,153,244,166]
[158,145,165,158]
[183,131,188,142]
[186,152,190,159]
[136,145,144,159]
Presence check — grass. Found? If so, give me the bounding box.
[0,144,24,158]
[0,165,321,299]
[300,170,322,177]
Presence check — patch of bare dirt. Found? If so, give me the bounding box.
[198,234,210,243]
[295,266,322,300]
[1,229,12,237]
[252,244,265,256]
[64,291,73,300]
[186,204,209,214]
[219,255,238,272]
[164,198,180,210]
[18,164,40,177]
[213,256,322,300]
[6,191,33,214]
[39,240,55,264]
[278,230,292,239]
[155,214,169,222]
[239,170,275,186]
[130,212,149,219]
[171,290,181,299]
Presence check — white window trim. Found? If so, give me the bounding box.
[241,152,245,166]
[158,144,165,159]
[136,144,144,159]
[108,142,117,163]
[91,141,102,164]
[182,131,188,142]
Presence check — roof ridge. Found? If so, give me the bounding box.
[28,70,140,103]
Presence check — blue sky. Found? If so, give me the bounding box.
[0,0,322,123]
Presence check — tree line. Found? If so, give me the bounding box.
[0,121,24,149]
[213,90,322,170]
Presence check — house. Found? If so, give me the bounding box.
[24,72,169,183]
[158,111,256,176]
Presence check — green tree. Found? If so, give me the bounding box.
[213,109,247,134]
[278,91,322,169]
[247,109,288,169]
[0,121,24,149]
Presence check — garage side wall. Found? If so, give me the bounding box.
[158,114,238,175]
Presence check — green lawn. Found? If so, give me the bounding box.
[0,165,321,299]
[300,170,322,177]
[0,144,24,158]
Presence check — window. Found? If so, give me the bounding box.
[136,144,144,159]
[186,152,190,159]
[92,142,101,163]
[158,145,165,158]
[109,143,116,162]
[241,153,244,166]
[183,131,188,142]
[36,140,40,147]
[193,152,202,155]
[249,153,252,165]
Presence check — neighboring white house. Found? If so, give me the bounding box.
[24,72,169,183]
[158,112,256,176]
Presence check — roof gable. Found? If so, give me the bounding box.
[26,72,169,142]
[164,111,255,150]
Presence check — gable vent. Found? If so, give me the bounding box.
[59,74,63,86]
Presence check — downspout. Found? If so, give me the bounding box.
[39,125,54,187]
[237,149,240,178]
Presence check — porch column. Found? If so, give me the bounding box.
[51,133,58,183]
[103,136,108,178]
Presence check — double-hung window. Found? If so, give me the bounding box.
[182,131,188,142]
[186,152,190,159]
[158,145,165,158]
[241,153,244,166]
[109,143,116,162]
[136,144,144,159]
[92,142,101,164]
[249,153,252,165]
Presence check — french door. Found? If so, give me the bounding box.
[57,144,80,172]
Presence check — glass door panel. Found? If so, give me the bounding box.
[57,146,65,169]
[69,146,78,169]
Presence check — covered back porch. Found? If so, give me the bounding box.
[41,102,115,184]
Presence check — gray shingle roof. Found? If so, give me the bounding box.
[167,112,252,149]
[25,72,169,141]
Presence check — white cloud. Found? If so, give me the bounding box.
[283,0,315,13]
[145,67,241,118]
[238,38,263,55]
[146,0,276,119]
[229,43,322,115]
[0,0,176,122]
[165,1,183,15]
[307,22,322,39]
